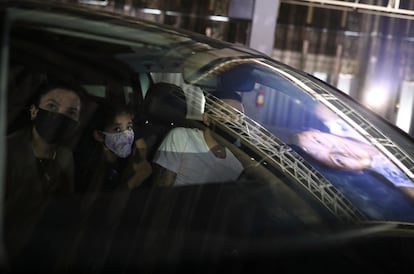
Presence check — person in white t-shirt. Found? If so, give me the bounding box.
[152,92,244,186]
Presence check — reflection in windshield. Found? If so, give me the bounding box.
[259,83,414,222]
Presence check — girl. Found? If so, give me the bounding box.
[77,104,152,195]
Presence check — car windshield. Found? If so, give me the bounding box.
[5,0,414,223]
[3,1,414,273]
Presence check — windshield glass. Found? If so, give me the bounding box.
[186,57,414,222]
[4,2,414,273]
[4,3,414,257]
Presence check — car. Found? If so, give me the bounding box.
[1,1,414,273]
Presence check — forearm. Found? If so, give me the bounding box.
[126,160,152,189]
[126,172,147,189]
[152,164,176,186]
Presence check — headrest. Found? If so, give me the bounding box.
[145,82,205,124]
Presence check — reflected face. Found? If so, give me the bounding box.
[104,112,134,133]
[296,130,372,170]
[210,99,244,124]
[36,88,81,121]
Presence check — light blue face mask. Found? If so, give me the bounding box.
[102,129,135,158]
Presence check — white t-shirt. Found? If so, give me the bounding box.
[154,127,243,186]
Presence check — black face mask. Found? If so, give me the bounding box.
[33,108,79,144]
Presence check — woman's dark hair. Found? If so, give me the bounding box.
[32,80,87,108]
[92,103,135,132]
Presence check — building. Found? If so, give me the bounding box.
[82,0,414,137]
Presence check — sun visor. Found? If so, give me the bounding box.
[217,64,256,92]
[182,48,249,86]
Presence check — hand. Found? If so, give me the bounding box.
[152,164,177,187]
[127,160,152,189]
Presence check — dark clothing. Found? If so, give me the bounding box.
[75,144,139,216]
[5,127,75,259]
[76,146,130,191]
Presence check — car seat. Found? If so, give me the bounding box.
[141,82,204,161]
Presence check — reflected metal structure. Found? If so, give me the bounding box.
[206,91,366,223]
[202,58,414,223]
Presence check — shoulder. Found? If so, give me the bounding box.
[7,127,31,143]
[157,127,204,153]
[6,128,32,158]
[165,127,202,141]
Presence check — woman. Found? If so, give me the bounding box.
[5,81,84,263]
